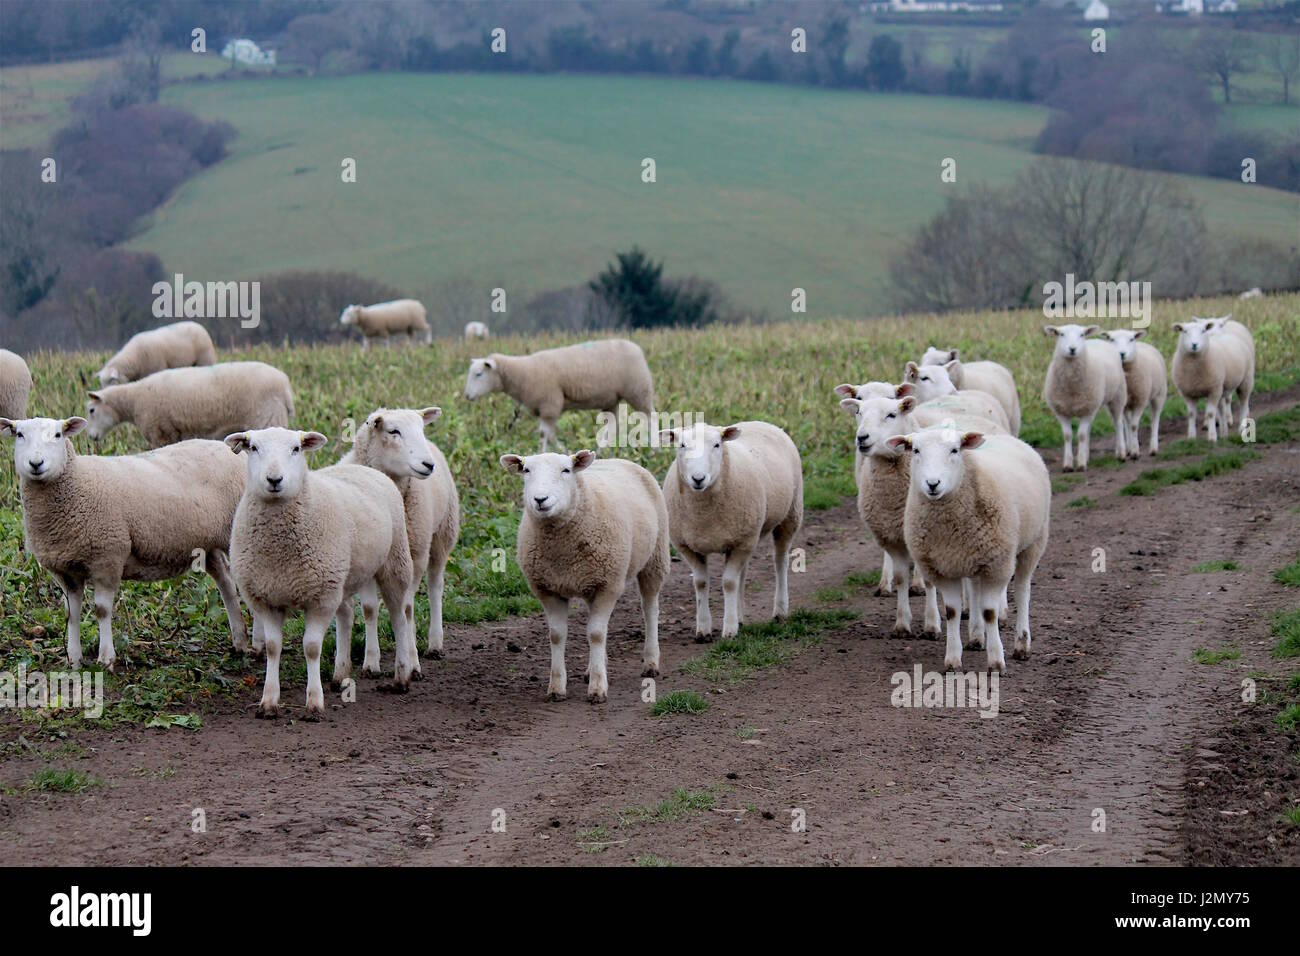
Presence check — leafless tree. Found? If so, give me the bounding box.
[1197,28,1255,105]
[1261,32,1300,105]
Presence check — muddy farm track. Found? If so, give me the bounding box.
[3,394,1299,867]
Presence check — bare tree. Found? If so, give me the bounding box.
[1197,28,1255,105]
[1261,32,1300,105]
[285,13,350,75]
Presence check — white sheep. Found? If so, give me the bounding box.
[85,361,294,448]
[1,417,249,670]
[225,427,416,719]
[660,421,803,641]
[0,349,32,419]
[339,300,431,348]
[1238,288,1263,300]
[886,427,1051,673]
[1041,324,1128,470]
[1171,316,1255,443]
[500,450,669,703]
[337,407,459,683]
[96,321,216,386]
[464,321,490,340]
[466,339,655,452]
[1097,329,1168,458]
[919,347,1022,435]
[902,361,1012,432]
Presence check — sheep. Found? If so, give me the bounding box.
[500,450,669,703]
[0,349,32,419]
[0,417,249,671]
[336,406,459,682]
[919,347,1022,435]
[464,321,490,340]
[466,339,655,453]
[1238,288,1263,300]
[339,300,431,348]
[902,362,1012,433]
[1041,324,1128,470]
[1171,316,1255,443]
[85,361,294,448]
[96,321,216,386]
[225,427,416,719]
[1097,329,1168,457]
[885,427,1050,673]
[660,421,803,642]
[840,394,1008,641]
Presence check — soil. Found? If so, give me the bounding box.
[3,392,1298,866]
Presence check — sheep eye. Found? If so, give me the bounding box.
[522,468,529,474]
[293,446,301,454]
[886,413,895,420]
[562,468,571,474]
[388,429,400,436]
[250,445,258,454]
[14,431,22,439]
[713,442,720,448]
[920,376,930,382]
[951,448,959,455]
[54,432,61,439]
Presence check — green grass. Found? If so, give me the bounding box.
[25,767,101,794]
[577,824,611,853]
[1282,806,1300,827]
[815,586,848,603]
[1193,646,1241,665]
[1066,496,1095,509]
[1119,449,1261,497]
[681,609,856,683]
[1194,560,1240,573]
[1276,557,1300,588]
[1272,610,1300,659]
[845,570,881,589]
[620,787,716,825]
[634,853,672,867]
[650,690,710,717]
[1277,704,1300,734]
[112,72,1300,321]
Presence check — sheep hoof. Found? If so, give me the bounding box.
[587,690,607,704]
[302,708,324,723]
[908,585,926,597]
[641,665,660,678]
[944,656,963,672]
[874,586,892,597]
[1012,646,1031,661]
[545,691,567,702]
[376,679,409,694]
[923,628,942,640]
[890,626,912,639]
[694,633,715,644]
[361,665,382,678]
[255,703,280,719]
[424,647,444,660]
[410,668,424,682]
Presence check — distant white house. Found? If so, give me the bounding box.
[1084,0,1109,19]
[221,38,276,67]
[1210,0,1238,11]
[883,0,1005,11]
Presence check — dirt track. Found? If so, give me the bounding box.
[3,395,1298,866]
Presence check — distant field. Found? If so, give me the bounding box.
[124,71,1300,319]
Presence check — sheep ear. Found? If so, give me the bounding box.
[87,391,102,403]
[225,432,250,453]
[895,382,914,398]
[904,361,919,382]
[1083,325,1100,337]
[370,414,384,431]
[833,383,857,399]
[1172,322,1185,332]
[482,359,494,370]
[885,435,911,452]
[571,450,596,471]
[1133,329,1146,340]
[721,425,742,442]
[948,349,959,362]
[659,428,678,446]
[898,396,917,415]
[1097,331,1112,341]
[62,417,87,437]
[960,432,985,450]
[0,419,15,438]
[1043,325,1059,337]
[839,398,860,415]
[420,407,442,426]
[499,454,524,474]
[301,432,328,452]
[943,359,959,374]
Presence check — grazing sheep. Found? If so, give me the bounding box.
[464,321,490,340]
[1041,324,1128,470]
[1171,317,1255,443]
[96,321,216,386]
[466,339,655,452]
[225,428,416,719]
[902,362,1012,433]
[1098,329,1168,457]
[0,417,249,670]
[886,428,1051,673]
[0,349,32,419]
[1238,288,1263,300]
[919,348,1021,435]
[501,450,669,703]
[337,406,459,682]
[85,362,293,448]
[660,421,803,642]
[340,300,432,348]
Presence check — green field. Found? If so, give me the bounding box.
[118,71,1300,321]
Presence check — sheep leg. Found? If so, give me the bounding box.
[256,608,286,718]
[332,599,355,688]
[738,561,748,624]
[585,590,618,704]
[721,549,752,639]
[538,418,559,454]
[1238,380,1252,428]
[1149,395,1164,455]
[772,528,793,620]
[251,614,266,656]
[1012,540,1046,660]
[425,563,445,658]
[54,572,85,667]
[206,550,248,653]
[1056,415,1075,471]
[978,580,1007,674]
[637,574,661,678]
[542,593,569,701]
[91,577,119,672]
[1205,386,1223,442]
[680,546,712,641]
[379,575,415,690]
[922,573,941,638]
[1125,409,1141,460]
[1076,413,1095,470]
[359,580,381,676]
[302,607,332,721]
[1184,395,1197,440]
[885,546,912,636]
[877,551,894,596]
[937,577,964,671]
[1109,401,1127,461]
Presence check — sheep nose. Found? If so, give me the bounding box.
[926,479,940,493]
[266,475,283,490]
[857,435,870,452]
[534,495,549,506]
[28,458,44,472]
[690,473,706,488]
[422,460,435,472]
[1067,346,1077,356]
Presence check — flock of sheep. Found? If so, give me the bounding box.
[0,307,1257,715]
